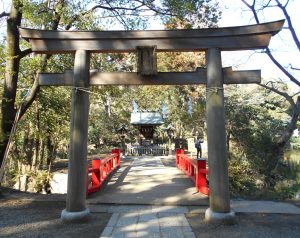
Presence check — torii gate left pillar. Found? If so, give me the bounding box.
[61,50,91,222]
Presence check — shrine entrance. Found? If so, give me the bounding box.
[19,20,284,224]
[129,111,167,156]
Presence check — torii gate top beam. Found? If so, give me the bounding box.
[19,20,284,53]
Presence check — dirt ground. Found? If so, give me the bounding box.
[0,198,111,238]
[187,212,300,238]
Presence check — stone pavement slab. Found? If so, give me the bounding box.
[231,200,300,214]
[100,207,196,238]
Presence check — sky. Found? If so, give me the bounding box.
[218,0,300,92]
[0,0,299,91]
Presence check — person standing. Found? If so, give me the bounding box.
[195,136,203,158]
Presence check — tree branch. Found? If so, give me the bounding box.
[277,96,300,146]
[265,48,300,87]
[0,11,9,19]
[288,64,300,71]
[241,0,300,87]
[64,1,178,30]
[275,0,300,52]
[19,54,51,120]
[19,76,39,120]
[19,48,32,59]
[241,0,260,22]
[258,83,300,147]
[65,3,144,30]
[258,82,296,108]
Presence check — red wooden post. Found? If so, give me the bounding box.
[112,148,121,166]
[196,159,209,195]
[92,158,101,189]
[102,161,106,180]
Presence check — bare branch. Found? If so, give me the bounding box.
[104,0,130,29]
[265,48,300,87]
[241,0,252,9]
[241,0,300,87]
[275,0,300,51]
[241,0,260,22]
[284,0,290,8]
[64,1,178,30]
[257,82,296,108]
[287,64,300,71]
[65,3,144,30]
[292,91,300,97]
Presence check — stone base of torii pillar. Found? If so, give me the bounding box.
[205,208,236,225]
[61,208,90,223]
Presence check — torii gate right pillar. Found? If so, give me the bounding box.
[205,48,235,224]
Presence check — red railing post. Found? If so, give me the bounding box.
[92,158,101,189]
[112,148,121,166]
[196,158,209,195]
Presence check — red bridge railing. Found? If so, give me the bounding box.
[175,148,209,195]
[86,148,120,195]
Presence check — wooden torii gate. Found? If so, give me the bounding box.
[19,20,284,224]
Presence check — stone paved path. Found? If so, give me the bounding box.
[94,156,199,237]
[99,205,195,238]
[88,156,208,205]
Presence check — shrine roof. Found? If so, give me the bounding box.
[130,112,164,125]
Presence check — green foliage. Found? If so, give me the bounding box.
[34,170,52,193]
[162,0,221,28]
[226,84,299,199]
[228,152,258,196]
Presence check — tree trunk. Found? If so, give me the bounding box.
[46,134,55,166]
[32,105,40,173]
[277,96,300,147]
[39,140,45,169]
[23,123,34,168]
[0,1,22,171]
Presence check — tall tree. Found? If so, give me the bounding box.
[0,0,29,173]
[240,0,300,156]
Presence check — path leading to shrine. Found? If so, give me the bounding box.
[87,156,208,206]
